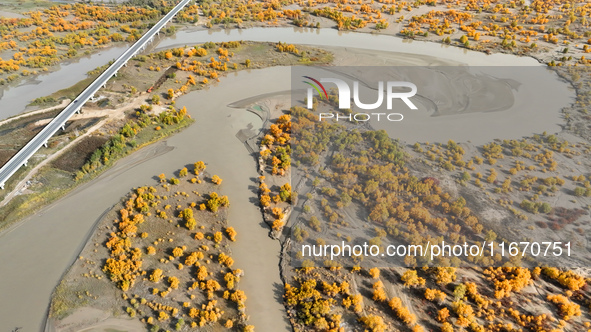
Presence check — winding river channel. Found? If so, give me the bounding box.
[0,27,573,332]
[0,27,548,121]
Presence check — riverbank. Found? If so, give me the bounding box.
[0,0,185,120]
[49,162,251,331]
[19,67,293,332]
[0,99,70,128]
[0,5,587,328]
[2,37,584,331]
[0,98,193,233]
[0,40,329,330]
[0,41,331,232]
[197,0,591,66]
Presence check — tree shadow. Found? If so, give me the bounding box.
[259,219,271,233]
[272,281,292,327]
[248,184,259,195]
[249,196,261,206]
[272,281,285,303]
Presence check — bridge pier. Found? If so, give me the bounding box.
[0,0,191,191]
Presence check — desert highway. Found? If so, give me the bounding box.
[0,0,193,190]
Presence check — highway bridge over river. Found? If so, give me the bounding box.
[0,0,193,190]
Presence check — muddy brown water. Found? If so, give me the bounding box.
[0,67,290,332]
[0,45,130,121]
[0,26,542,122]
[0,27,573,332]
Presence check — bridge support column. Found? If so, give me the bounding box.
[0,0,192,191]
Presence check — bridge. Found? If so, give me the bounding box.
[0,0,193,190]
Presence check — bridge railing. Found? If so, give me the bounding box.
[0,0,192,189]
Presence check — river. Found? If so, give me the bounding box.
[0,46,129,121]
[0,26,571,332]
[0,67,292,332]
[0,27,542,122]
[156,27,541,66]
